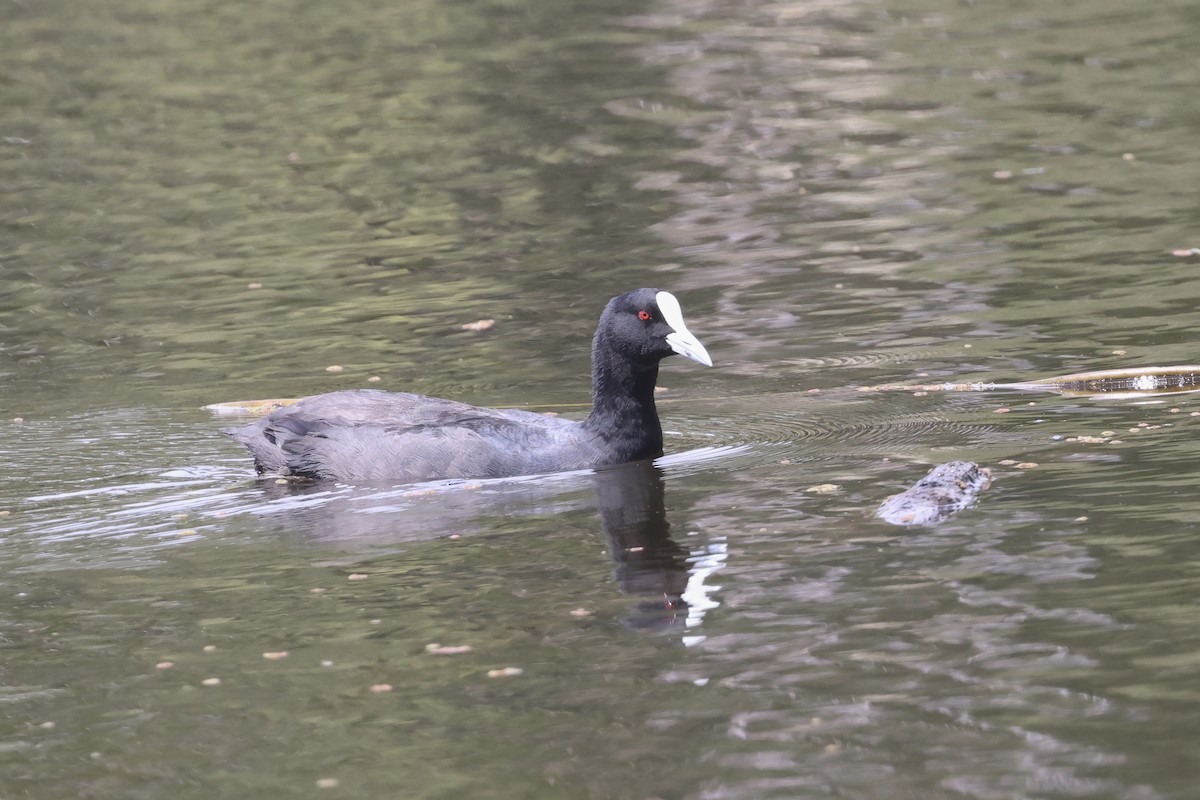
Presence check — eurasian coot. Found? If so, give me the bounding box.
[225,288,712,483]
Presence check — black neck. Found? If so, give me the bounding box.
[582,334,663,462]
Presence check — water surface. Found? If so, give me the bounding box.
[3,0,1200,797]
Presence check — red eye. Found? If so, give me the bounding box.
[638,310,652,321]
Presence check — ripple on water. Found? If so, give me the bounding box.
[666,387,1015,469]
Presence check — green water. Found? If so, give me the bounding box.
[4,0,1200,797]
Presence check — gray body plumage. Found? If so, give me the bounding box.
[226,390,610,483]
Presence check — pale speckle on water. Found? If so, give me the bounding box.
[487,667,524,678]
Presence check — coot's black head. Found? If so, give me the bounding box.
[597,288,713,368]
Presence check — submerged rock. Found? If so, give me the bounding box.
[877,461,991,526]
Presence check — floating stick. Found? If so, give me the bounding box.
[863,365,1200,400]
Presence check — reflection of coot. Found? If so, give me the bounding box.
[225,289,711,483]
[593,460,691,631]
[239,455,696,632]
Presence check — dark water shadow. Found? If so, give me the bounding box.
[591,460,692,631]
